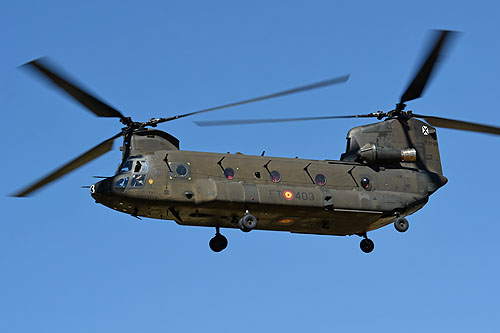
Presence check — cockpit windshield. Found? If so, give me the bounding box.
[131,174,146,187]
[119,160,133,173]
[119,159,148,174]
[117,158,149,188]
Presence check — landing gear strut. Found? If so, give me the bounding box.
[209,227,228,253]
[394,217,409,232]
[358,233,375,253]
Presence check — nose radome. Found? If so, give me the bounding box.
[90,178,112,198]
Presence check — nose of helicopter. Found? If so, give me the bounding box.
[90,177,113,200]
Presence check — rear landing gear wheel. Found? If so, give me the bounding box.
[238,214,257,232]
[209,228,228,253]
[360,238,374,253]
[394,217,409,233]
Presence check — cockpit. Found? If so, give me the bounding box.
[114,156,149,190]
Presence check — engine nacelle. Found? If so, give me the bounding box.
[341,118,443,174]
[357,143,416,163]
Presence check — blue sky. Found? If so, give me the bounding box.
[1,1,499,332]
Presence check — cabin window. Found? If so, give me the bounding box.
[119,160,133,173]
[315,174,327,186]
[224,168,235,180]
[169,162,191,180]
[114,177,129,189]
[270,170,281,183]
[360,177,372,191]
[131,174,146,187]
[176,164,188,176]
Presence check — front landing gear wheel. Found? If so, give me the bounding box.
[394,217,409,233]
[209,229,228,253]
[360,238,375,253]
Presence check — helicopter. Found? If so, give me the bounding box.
[12,30,500,253]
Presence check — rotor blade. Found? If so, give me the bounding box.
[413,114,500,135]
[400,30,458,104]
[194,113,377,127]
[21,58,127,120]
[11,133,122,197]
[152,74,350,125]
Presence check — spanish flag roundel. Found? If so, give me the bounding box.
[283,190,294,200]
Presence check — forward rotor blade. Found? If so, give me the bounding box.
[400,30,458,104]
[194,113,376,127]
[413,114,500,135]
[12,133,122,197]
[152,74,350,125]
[22,58,127,120]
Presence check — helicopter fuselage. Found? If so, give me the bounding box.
[90,118,448,236]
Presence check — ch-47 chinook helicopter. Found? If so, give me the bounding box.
[12,30,500,253]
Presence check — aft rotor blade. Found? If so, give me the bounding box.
[400,30,458,104]
[151,75,350,125]
[194,113,377,127]
[413,114,500,135]
[12,133,122,197]
[22,58,127,120]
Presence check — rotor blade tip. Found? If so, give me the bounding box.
[19,56,47,69]
[9,191,29,198]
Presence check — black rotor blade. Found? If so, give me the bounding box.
[22,58,127,120]
[151,74,349,125]
[413,114,500,135]
[11,132,122,197]
[400,30,458,104]
[194,113,377,127]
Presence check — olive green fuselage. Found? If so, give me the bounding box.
[91,118,447,236]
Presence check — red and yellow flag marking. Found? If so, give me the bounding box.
[283,190,294,200]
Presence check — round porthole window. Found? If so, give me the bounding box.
[224,167,235,180]
[360,177,372,190]
[315,174,327,186]
[176,164,188,176]
[270,170,281,183]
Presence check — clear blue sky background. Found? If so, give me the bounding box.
[1,1,499,332]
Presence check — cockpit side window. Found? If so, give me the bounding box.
[130,160,148,188]
[134,161,142,173]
